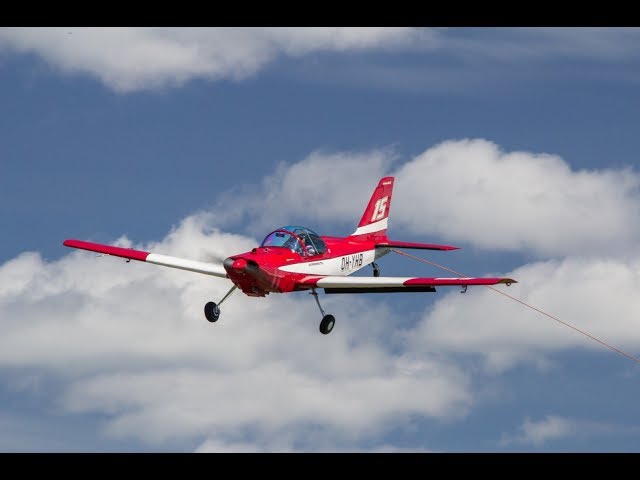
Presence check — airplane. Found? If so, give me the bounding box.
[63,176,516,335]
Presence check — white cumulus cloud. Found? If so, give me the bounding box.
[408,254,640,371]
[0,212,471,450]
[2,138,639,450]
[211,148,396,235]
[62,359,469,447]
[0,27,428,92]
[213,139,640,258]
[2,28,639,93]
[203,140,640,371]
[392,139,640,256]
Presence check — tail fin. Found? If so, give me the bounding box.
[350,176,394,238]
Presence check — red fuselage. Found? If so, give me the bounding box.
[223,235,381,297]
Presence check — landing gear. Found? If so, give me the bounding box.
[204,284,237,324]
[204,301,220,322]
[371,262,380,277]
[310,288,335,335]
[320,314,335,335]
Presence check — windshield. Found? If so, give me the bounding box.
[261,229,304,254]
[260,226,327,256]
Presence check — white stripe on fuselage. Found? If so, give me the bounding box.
[278,249,379,276]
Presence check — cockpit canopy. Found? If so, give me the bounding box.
[260,226,327,256]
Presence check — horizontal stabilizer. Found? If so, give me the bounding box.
[375,240,460,251]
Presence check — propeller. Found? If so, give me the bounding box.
[202,251,229,265]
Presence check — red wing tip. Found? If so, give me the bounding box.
[64,239,91,248]
[62,238,150,262]
[64,239,82,247]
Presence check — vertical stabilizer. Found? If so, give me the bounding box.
[350,177,394,238]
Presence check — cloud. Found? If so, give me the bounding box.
[203,140,640,371]
[2,28,639,93]
[392,139,640,256]
[500,414,640,447]
[214,139,640,257]
[0,27,428,92]
[62,358,469,447]
[3,138,639,450]
[408,254,640,371]
[194,438,432,453]
[0,212,471,450]
[211,148,396,235]
[195,438,283,453]
[500,415,575,447]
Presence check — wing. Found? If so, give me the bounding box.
[300,275,516,293]
[63,239,228,278]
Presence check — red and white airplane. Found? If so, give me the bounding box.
[64,177,516,334]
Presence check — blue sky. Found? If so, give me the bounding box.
[1,27,640,452]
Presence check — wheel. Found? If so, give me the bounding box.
[204,301,220,323]
[319,314,335,335]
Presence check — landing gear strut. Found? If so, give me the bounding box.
[371,262,380,277]
[310,288,335,335]
[204,284,237,323]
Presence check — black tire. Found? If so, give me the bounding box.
[204,301,220,323]
[319,314,335,335]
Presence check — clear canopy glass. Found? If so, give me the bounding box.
[260,226,327,256]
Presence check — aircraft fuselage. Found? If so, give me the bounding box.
[223,236,390,296]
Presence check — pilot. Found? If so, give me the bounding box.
[300,235,316,256]
[285,234,304,255]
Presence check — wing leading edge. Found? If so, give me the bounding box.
[63,239,228,278]
[300,275,516,294]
